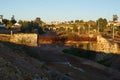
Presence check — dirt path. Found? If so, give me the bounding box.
[26,44,120,80]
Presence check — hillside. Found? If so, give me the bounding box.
[0,31,120,80]
[0,40,120,80]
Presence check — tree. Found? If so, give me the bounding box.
[18,20,23,24]
[38,27,44,34]
[35,17,43,26]
[3,18,17,29]
[18,17,45,34]
[11,15,17,25]
[33,22,39,29]
[20,21,28,32]
[113,15,118,22]
[3,19,9,24]
[6,21,13,29]
[79,20,84,23]
[87,20,96,26]
[72,24,78,32]
[96,18,107,32]
[75,20,79,23]
[27,22,33,32]
[19,20,44,34]
[2,19,9,27]
[70,20,74,23]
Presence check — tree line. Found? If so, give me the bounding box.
[2,17,45,34]
[50,15,120,35]
[2,15,119,35]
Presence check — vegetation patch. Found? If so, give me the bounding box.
[63,48,91,59]
[63,48,113,67]
[97,58,111,67]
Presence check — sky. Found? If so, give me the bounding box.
[0,0,120,22]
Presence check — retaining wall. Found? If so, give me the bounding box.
[10,33,38,46]
[95,35,119,61]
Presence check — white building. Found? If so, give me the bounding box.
[46,21,61,25]
[107,21,120,26]
[12,23,21,28]
[0,15,3,23]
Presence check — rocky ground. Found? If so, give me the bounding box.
[26,44,120,80]
[0,31,120,80]
[0,41,120,80]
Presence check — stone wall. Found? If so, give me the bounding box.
[97,35,118,54]
[10,33,38,46]
[95,35,119,61]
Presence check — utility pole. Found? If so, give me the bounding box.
[112,24,114,40]
[113,23,116,40]
[112,14,118,41]
[97,21,99,34]
[78,27,80,35]
[88,25,90,34]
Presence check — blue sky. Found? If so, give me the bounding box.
[0,0,120,22]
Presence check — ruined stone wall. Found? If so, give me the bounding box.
[97,35,118,54]
[95,35,119,61]
[10,33,38,46]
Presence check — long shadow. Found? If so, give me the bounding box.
[1,40,120,80]
[1,40,120,71]
[63,47,120,67]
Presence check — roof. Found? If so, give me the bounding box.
[14,23,21,26]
